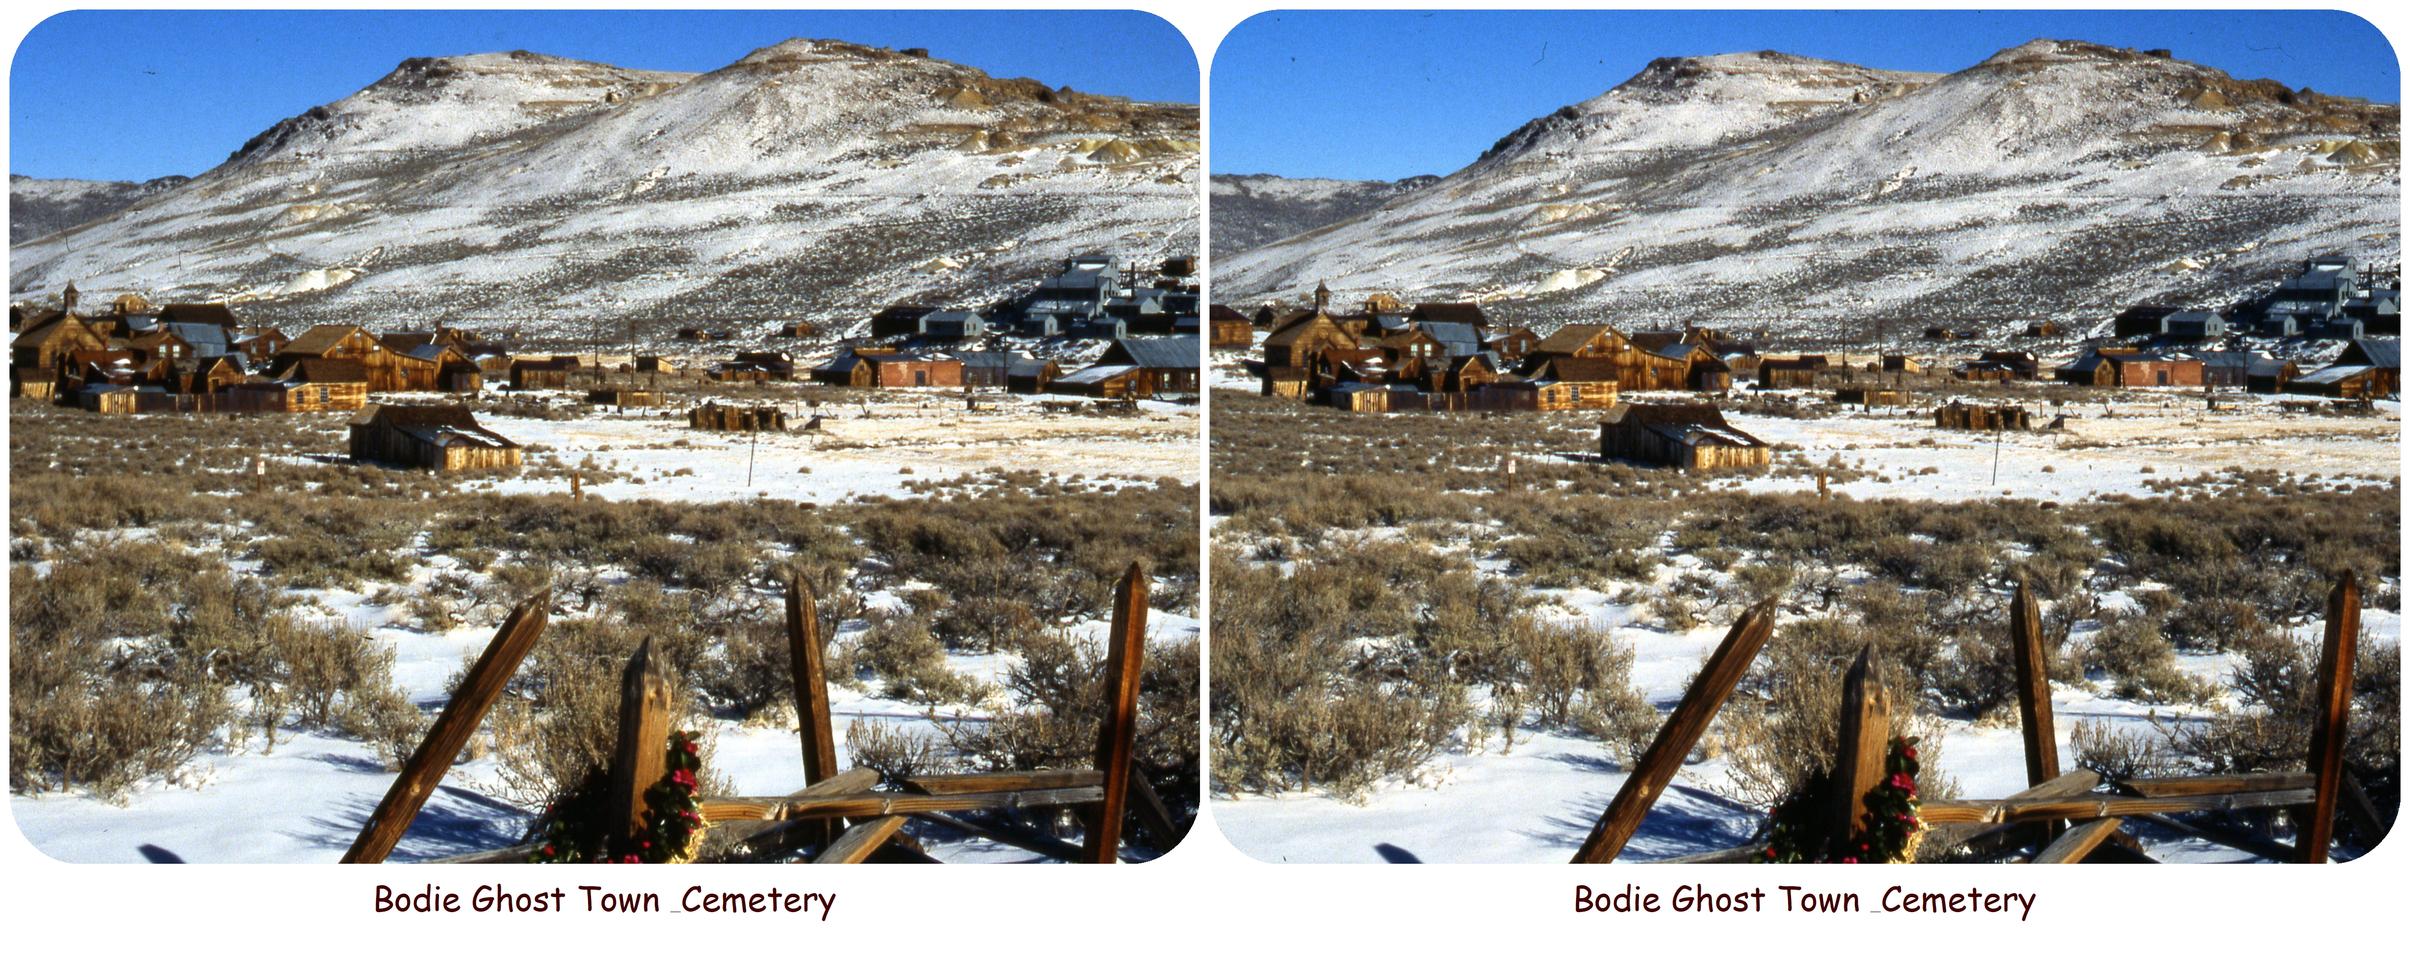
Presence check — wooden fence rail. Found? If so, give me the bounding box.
[343,564,1171,864]
[1564,572,2375,864]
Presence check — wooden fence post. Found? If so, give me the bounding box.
[1831,646,1892,854]
[342,591,549,863]
[785,573,840,784]
[1081,562,1149,863]
[1572,599,1777,863]
[2009,581,2059,787]
[2299,571,2359,863]
[609,638,674,848]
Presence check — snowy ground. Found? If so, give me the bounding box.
[441,388,1196,504]
[8,388,1200,864]
[1210,386,2399,863]
[1213,571,2398,865]
[10,566,1200,864]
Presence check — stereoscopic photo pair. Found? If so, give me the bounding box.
[6,8,2398,866]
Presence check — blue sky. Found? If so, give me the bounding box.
[1214,9,2401,182]
[9,9,1198,181]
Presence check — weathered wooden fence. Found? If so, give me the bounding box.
[1578,573,2380,864]
[344,564,1172,864]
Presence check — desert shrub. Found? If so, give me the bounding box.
[698,617,795,722]
[1716,604,1955,808]
[1508,618,1655,761]
[850,609,988,706]
[2081,611,2210,704]
[1927,628,2019,719]
[845,718,950,787]
[943,628,1203,834]
[1211,552,1473,800]
[481,614,715,808]
[2166,629,2400,827]
[2068,719,2180,782]
[10,626,232,798]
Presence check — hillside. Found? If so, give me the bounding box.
[1214,41,2399,348]
[9,40,1198,348]
[1208,173,1434,262]
[9,175,191,244]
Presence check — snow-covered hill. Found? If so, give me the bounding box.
[9,174,191,244]
[1208,173,1435,262]
[1216,41,2399,348]
[10,40,1199,348]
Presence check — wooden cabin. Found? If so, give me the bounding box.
[510,356,582,390]
[275,323,417,393]
[1052,363,1151,400]
[587,388,664,407]
[349,404,521,472]
[1098,337,1200,394]
[1262,310,1358,369]
[689,402,788,432]
[1833,388,1913,408]
[1006,357,1060,394]
[1934,402,2033,431]
[1598,403,1771,472]
[224,376,369,413]
[1209,305,1254,350]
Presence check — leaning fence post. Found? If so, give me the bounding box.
[785,573,840,785]
[609,639,674,848]
[1080,562,1149,863]
[1573,599,1777,863]
[2299,571,2359,863]
[1831,646,1892,853]
[2009,581,2060,787]
[343,591,549,863]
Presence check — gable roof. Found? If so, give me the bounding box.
[280,323,372,357]
[1419,321,1483,357]
[2343,338,2400,370]
[155,303,239,328]
[354,403,518,449]
[1107,336,1200,370]
[1410,302,1488,327]
[1600,402,1767,448]
[1532,323,1619,356]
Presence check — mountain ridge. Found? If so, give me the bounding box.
[10,38,1199,348]
[1215,39,2398,347]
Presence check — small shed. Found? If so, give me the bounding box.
[349,404,521,472]
[1053,363,1150,400]
[1598,403,1771,472]
[587,388,664,407]
[1934,402,2033,431]
[689,402,788,432]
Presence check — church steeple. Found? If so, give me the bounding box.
[62,280,80,315]
[1312,280,1330,312]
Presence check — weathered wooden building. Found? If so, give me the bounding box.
[689,402,788,432]
[1598,403,1770,472]
[510,356,582,390]
[1052,363,1151,400]
[587,388,664,407]
[350,404,522,471]
[1098,336,1200,394]
[1263,310,1357,369]
[1934,402,2033,431]
[2197,352,2298,393]
[1209,304,1255,350]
